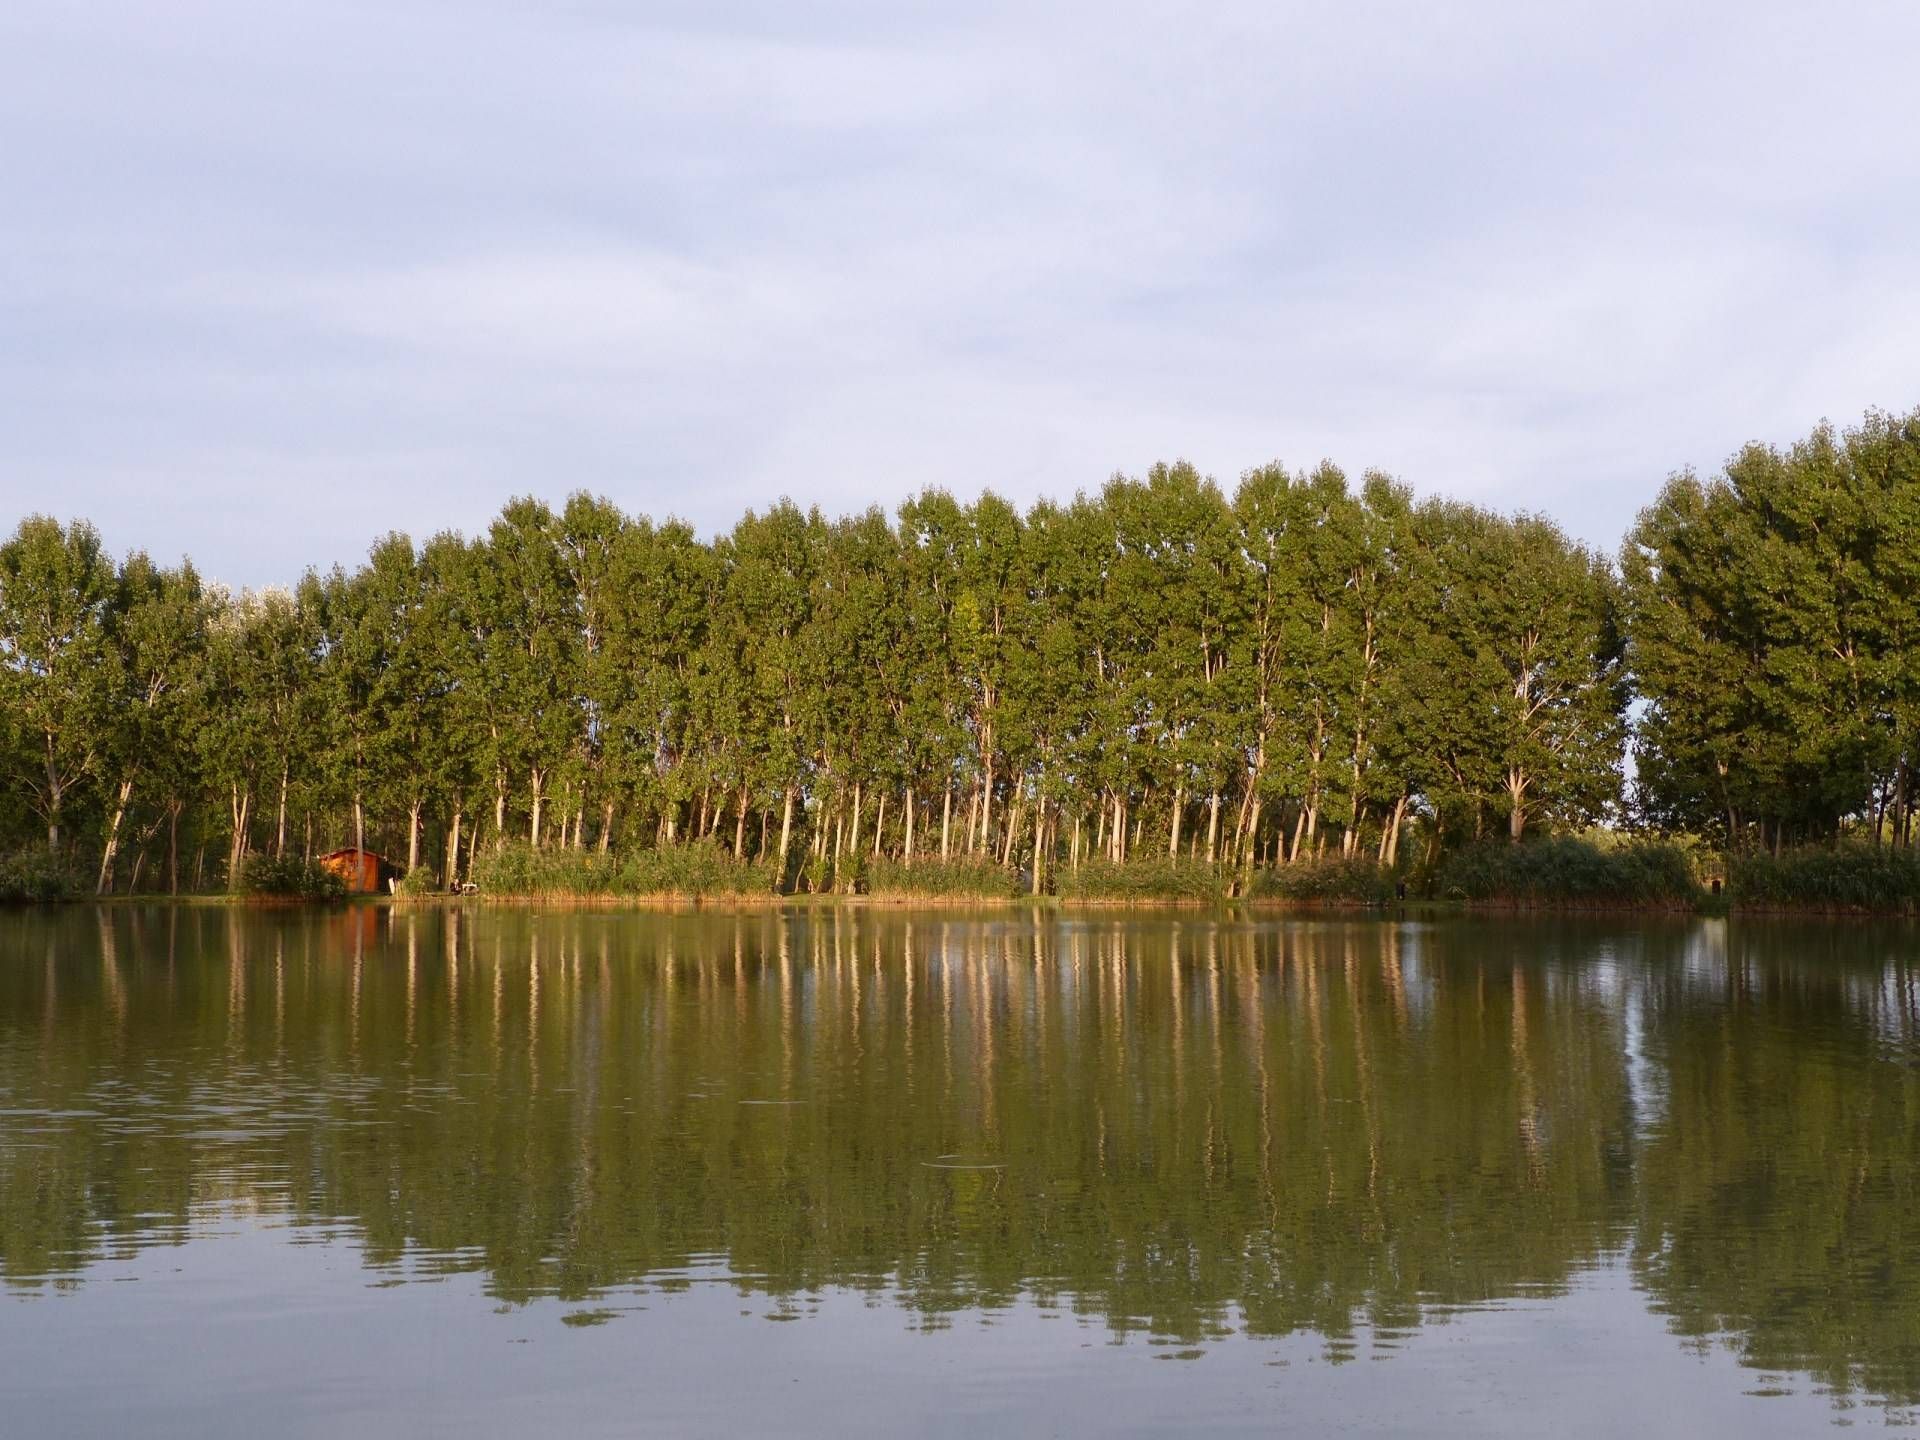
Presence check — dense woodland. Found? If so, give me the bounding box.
[1,407,1916,896]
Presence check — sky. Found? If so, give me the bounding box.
[3,0,1918,590]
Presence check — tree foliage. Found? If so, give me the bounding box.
[7,406,1916,894]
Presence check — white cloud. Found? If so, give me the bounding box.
[2,0,1917,580]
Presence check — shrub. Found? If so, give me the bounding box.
[1729,844,1920,913]
[395,867,442,897]
[1055,856,1225,903]
[0,848,83,903]
[863,855,1019,899]
[234,853,347,900]
[1431,836,1700,907]
[1247,856,1394,905]
[798,851,833,895]
[468,843,614,897]
[615,840,775,897]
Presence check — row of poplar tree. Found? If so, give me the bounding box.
[2,408,1916,893]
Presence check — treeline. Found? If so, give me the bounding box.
[1,407,1916,896]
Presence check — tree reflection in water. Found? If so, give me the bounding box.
[1,907,1916,1407]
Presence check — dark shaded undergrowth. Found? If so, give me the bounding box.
[1431,837,1702,909]
[469,840,775,900]
[0,848,83,904]
[234,854,348,901]
[1729,844,1920,914]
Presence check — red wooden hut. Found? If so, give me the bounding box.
[317,847,403,895]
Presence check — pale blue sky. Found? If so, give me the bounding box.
[3,1,1917,587]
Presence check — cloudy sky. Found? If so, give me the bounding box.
[3,1,1917,588]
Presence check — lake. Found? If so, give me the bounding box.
[1,905,1917,1436]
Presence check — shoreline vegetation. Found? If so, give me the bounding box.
[10,836,1919,916]
[4,408,1919,917]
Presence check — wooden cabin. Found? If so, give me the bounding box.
[317,847,403,895]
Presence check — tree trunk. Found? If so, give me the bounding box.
[940,786,951,860]
[980,758,993,857]
[1168,785,1183,857]
[872,790,886,859]
[167,801,181,896]
[1506,769,1527,841]
[43,733,64,851]
[1031,802,1046,896]
[1205,791,1220,864]
[275,763,289,858]
[1242,797,1263,877]
[448,809,463,889]
[777,786,795,878]
[228,783,253,884]
[529,768,544,847]
[97,777,134,895]
[904,788,916,864]
[407,800,422,872]
[601,799,616,854]
[1891,756,1909,850]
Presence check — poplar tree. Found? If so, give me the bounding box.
[0,517,115,851]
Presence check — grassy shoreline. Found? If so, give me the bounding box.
[12,836,1918,916]
[29,891,1914,920]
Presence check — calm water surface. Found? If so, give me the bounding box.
[2,905,1918,1437]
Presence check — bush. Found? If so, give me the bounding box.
[234,853,347,900]
[0,848,83,903]
[469,840,775,899]
[616,841,775,897]
[1247,856,1394,905]
[1431,836,1700,907]
[863,855,1019,898]
[395,867,442,897]
[1729,844,1920,913]
[1055,856,1225,903]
